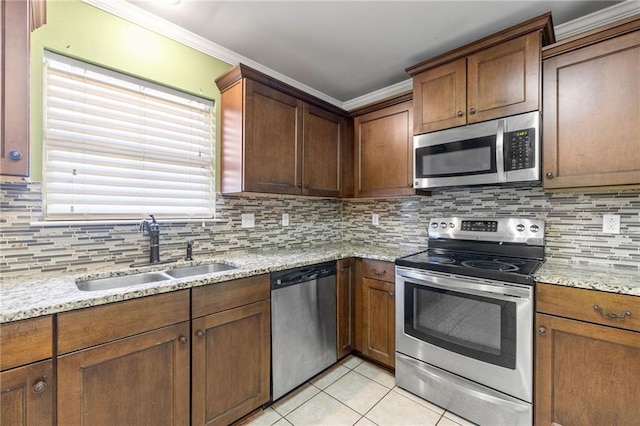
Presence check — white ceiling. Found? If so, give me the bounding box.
[111,1,634,108]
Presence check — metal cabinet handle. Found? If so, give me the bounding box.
[545,172,554,179]
[297,183,302,188]
[371,269,386,277]
[179,336,188,345]
[304,183,309,188]
[196,330,205,339]
[407,183,413,188]
[9,150,23,161]
[594,305,632,320]
[389,292,395,297]
[537,327,547,336]
[469,107,476,115]
[456,111,463,118]
[33,380,47,394]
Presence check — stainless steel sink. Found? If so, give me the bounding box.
[163,263,236,278]
[76,272,171,291]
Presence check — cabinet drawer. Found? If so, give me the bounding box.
[192,274,270,318]
[0,316,52,371]
[360,259,395,283]
[537,283,640,332]
[58,290,190,354]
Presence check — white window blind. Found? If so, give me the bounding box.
[43,51,215,220]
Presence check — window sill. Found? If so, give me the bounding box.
[30,218,225,227]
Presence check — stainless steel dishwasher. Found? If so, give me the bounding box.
[271,262,337,401]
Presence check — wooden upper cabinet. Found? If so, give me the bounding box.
[353,99,415,197]
[216,64,350,197]
[244,79,303,195]
[408,13,553,135]
[303,104,345,197]
[542,18,640,189]
[413,58,466,133]
[0,0,46,178]
[467,32,540,124]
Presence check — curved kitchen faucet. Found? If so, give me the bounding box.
[140,214,161,263]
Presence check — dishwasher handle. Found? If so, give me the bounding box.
[271,262,336,289]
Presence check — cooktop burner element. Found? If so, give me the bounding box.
[396,217,545,285]
[461,260,520,272]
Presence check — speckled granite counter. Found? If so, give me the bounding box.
[0,244,421,323]
[535,261,640,297]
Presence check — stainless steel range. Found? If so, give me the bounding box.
[395,217,544,426]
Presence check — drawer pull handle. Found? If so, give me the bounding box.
[33,380,47,394]
[196,330,205,339]
[593,305,631,320]
[538,327,547,336]
[179,336,188,345]
[372,269,386,277]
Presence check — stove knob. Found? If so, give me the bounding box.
[530,224,539,233]
[516,224,525,232]
[449,222,455,228]
[431,222,438,229]
[440,222,447,229]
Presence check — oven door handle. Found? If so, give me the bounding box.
[397,269,531,300]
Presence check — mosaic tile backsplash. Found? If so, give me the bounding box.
[2,182,639,278]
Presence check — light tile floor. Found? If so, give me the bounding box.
[240,355,478,426]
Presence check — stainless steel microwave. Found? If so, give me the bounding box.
[413,111,540,189]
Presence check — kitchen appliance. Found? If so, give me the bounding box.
[413,111,540,189]
[270,262,337,401]
[395,217,544,426]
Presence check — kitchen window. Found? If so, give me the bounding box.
[43,51,215,220]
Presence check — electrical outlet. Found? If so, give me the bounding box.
[241,213,255,228]
[372,213,379,226]
[282,213,289,227]
[602,214,620,234]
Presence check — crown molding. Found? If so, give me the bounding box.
[83,0,639,111]
[343,79,413,112]
[81,0,344,108]
[554,0,640,40]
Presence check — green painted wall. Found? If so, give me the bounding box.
[30,0,232,184]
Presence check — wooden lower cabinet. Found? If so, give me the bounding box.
[57,322,191,425]
[337,258,356,359]
[0,315,53,425]
[355,259,396,369]
[0,360,53,426]
[191,274,271,426]
[192,300,270,426]
[535,283,640,425]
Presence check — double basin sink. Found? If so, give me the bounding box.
[76,263,237,292]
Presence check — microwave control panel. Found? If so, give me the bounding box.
[504,128,535,171]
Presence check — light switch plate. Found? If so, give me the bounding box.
[372,213,379,226]
[602,214,620,234]
[241,213,255,228]
[282,213,289,227]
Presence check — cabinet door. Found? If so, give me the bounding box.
[1,0,30,177]
[359,277,395,368]
[244,80,303,195]
[0,360,53,426]
[57,322,190,426]
[413,58,466,134]
[337,258,355,359]
[302,103,344,197]
[542,31,640,189]
[535,313,640,426]
[354,100,414,198]
[467,32,540,124]
[192,299,270,426]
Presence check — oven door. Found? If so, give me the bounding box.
[396,267,533,402]
[413,117,503,189]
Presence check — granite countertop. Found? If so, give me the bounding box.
[0,243,420,324]
[535,261,640,297]
[2,244,639,324]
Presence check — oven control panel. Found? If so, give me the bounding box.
[460,220,498,232]
[429,217,545,245]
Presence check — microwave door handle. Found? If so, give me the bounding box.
[496,119,505,182]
